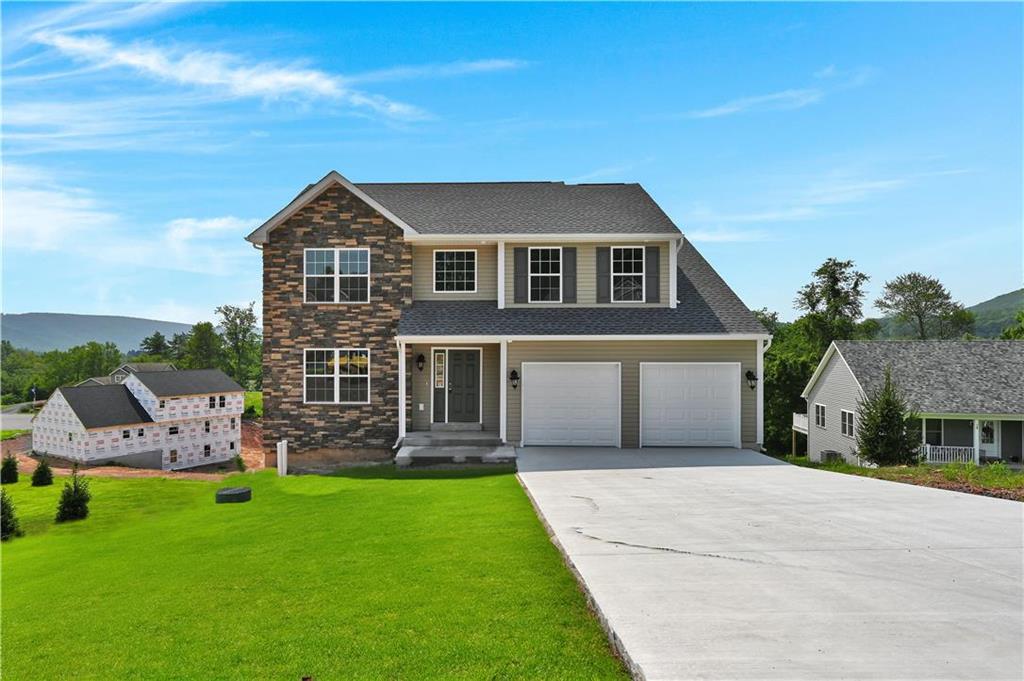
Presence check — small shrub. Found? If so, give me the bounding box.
[31,460,54,487]
[233,454,246,472]
[1,488,23,541]
[55,465,91,523]
[856,367,920,467]
[1,454,18,484]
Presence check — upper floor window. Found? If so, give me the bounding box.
[304,248,370,304]
[219,395,226,408]
[529,247,561,303]
[433,250,477,293]
[304,348,370,404]
[209,396,216,409]
[611,246,645,302]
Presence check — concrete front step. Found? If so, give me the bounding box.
[395,445,517,466]
[404,431,501,447]
[430,422,483,432]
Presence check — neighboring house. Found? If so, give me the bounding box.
[796,340,1024,465]
[245,170,769,465]
[76,362,177,387]
[32,369,243,470]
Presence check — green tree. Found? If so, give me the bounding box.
[875,272,975,339]
[55,465,91,523]
[794,258,874,355]
[1,489,23,541]
[1,455,18,484]
[31,460,54,487]
[856,367,920,466]
[140,331,169,357]
[183,322,223,369]
[999,310,1024,339]
[168,332,190,362]
[215,302,261,387]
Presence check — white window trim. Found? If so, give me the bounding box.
[527,246,562,303]
[841,409,855,438]
[814,403,826,429]
[303,247,371,305]
[610,245,646,304]
[303,348,371,405]
[432,249,478,294]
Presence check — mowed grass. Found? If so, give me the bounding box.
[2,469,626,680]
[0,429,29,441]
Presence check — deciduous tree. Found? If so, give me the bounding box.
[875,272,974,339]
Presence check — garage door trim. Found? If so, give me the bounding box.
[521,362,622,448]
[639,361,742,448]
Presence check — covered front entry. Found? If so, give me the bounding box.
[431,348,481,424]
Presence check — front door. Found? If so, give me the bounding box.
[446,350,480,423]
[979,420,1000,460]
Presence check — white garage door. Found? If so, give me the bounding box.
[522,362,620,447]
[641,362,741,448]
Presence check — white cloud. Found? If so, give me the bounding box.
[347,59,528,84]
[688,88,823,119]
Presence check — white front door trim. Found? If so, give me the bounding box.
[429,346,484,425]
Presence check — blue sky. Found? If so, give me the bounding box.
[3,2,1021,325]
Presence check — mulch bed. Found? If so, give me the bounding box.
[0,421,266,481]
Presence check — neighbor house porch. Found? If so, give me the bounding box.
[921,416,1024,466]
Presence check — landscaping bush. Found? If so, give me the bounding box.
[55,465,91,523]
[1,488,23,540]
[856,367,921,466]
[1,454,19,484]
[233,454,246,472]
[31,460,54,487]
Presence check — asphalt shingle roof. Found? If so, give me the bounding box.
[77,376,114,386]
[356,182,681,235]
[131,369,243,397]
[398,240,766,336]
[60,385,153,429]
[834,340,1024,415]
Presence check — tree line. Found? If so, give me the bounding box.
[1,303,260,404]
[759,264,1023,455]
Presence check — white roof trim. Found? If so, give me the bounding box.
[801,342,867,399]
[245,170,419,245]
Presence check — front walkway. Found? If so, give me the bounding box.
[517,447,1023,680]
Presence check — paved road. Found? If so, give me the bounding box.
[0,402,36,431]
[517,448,1023,680]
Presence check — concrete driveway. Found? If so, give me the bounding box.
[517,448,1023,680]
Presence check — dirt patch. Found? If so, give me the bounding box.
[0,421,265,481]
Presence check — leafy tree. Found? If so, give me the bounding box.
[794,258,874,354]
[140,331,170,357]
[183,322,223,369]
[856,367,921,466]
[31,460,54,487]
[55,465,91,523]
[760,316,821,454]
[875,272,975,339]
[168,332,191,362]
[999,310,1024,339]
[216,302,261,388]
[1,454,18,484]
[1,489,23,541]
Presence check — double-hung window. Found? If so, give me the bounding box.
[841,410,855,438]
[433,250,477,292]
[304,248,370,303]
[814,403,826,429]
[611,246,645,302]
[304,348,370,404]
[528,247,561,302]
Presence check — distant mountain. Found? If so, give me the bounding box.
[1,313,194,352]
[871,288,1023,339]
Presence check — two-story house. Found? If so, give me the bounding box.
[76,362,177,386]
[246,170,769,465]
[32,369,244,470]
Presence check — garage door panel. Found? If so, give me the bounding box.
[641,363,740,447]
[523,363,620,447]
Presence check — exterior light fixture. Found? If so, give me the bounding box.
[745,370,758,390]
[509,369,520,390]
[416,354,425,372]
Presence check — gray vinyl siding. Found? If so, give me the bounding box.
[506,340,758,448]
[1003,420,1023,460]
[409,343,499,433]
[412,245,498,301]
[805,352,863,464]
[504,241,671,308]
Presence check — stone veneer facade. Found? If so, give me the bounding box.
[261,184,412,466]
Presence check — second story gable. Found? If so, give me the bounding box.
[122,369,244,422]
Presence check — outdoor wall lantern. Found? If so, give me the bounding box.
[509,369,520,390]
[745,370,758,390]
[416,354,426,372]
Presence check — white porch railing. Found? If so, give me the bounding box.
[792,413,809,434]
[923,444,975,464]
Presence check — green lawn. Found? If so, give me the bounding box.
[0,429,29,441]
[1,468,626,680]
[243,390,262,418]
